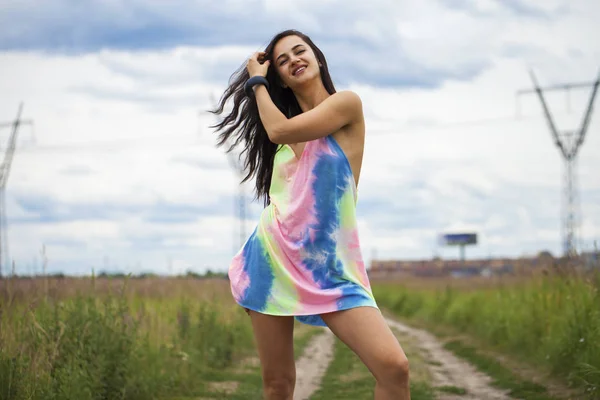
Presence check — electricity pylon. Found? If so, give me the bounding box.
[227,152,246,251]
[0,103,34,277]
[205,94,247,254]
[517,69,600,258]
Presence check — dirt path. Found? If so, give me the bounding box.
[294,328,335,400]
[385,317,511,400]
[292,317,512,400]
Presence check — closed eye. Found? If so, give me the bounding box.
[277,46,307,66]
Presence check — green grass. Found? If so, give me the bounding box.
[0,276,339,399]
[0,287,257,399]
[444,340,557,400]
[7,271,597,398]
[373,270,600,399]
[437,385,467,395]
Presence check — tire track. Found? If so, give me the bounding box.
[385,317,511,400]
[294,328,335,400]
[292,318,512,400]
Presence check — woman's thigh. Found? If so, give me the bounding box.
[320,306,408,378]
[248,310,296,381]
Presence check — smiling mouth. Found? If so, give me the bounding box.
[292,65,307,76]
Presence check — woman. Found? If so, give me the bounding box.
[212,29,410,400]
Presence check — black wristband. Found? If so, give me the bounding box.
[244,76,269,97]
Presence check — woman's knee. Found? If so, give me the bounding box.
[263,370,295,398]
[375,352,410,384]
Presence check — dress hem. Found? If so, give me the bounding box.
[234,299,380,327]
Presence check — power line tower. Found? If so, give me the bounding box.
[227,152,247,251]
[517,69,600,258]
[0,103,34,277]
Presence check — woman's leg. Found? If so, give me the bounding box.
[321,306,411,400]
[248,310,296,400]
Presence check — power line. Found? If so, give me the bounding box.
[13,110,571,154]
[365,112,556,137]
[0,120,33,129]
[16,139,206,153]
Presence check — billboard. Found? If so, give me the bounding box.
[439,233,477,246]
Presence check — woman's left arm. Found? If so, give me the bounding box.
[254,86,362,144]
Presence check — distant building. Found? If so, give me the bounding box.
[367,252,563,280]
[581,251,599,269]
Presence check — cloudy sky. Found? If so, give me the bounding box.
[1,0,599,276]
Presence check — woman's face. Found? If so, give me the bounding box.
[272,35,321,90]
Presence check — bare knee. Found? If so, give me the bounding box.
[375,352,410,385]
[263,371,295,399]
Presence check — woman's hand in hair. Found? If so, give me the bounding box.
[247,52,270,78]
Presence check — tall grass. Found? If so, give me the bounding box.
[0,276,255,400]
[373,270,600,397]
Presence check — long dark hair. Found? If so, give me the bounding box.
[210,29,337,206]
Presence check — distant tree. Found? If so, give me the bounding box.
[136,272,158,279]
[185,270,202,279]
[97,271,126,279]
[201,269,227,279]
[538,250,554,259]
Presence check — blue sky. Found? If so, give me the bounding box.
[1,0,600,276]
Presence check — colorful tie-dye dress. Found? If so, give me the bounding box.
[228,134,378,326]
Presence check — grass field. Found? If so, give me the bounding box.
[2,269,598,399]
[0,276,322,399]
[373,269,600,399]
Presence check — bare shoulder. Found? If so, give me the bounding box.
[334,90,362,103]
[329,90,363,117]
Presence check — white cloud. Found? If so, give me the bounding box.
[1,0,599,276]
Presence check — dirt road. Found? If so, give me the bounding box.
[293,316,511,400]
[385,318,511,400]
[294,328,335,400]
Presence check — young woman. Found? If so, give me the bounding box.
[212,29,410,400]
